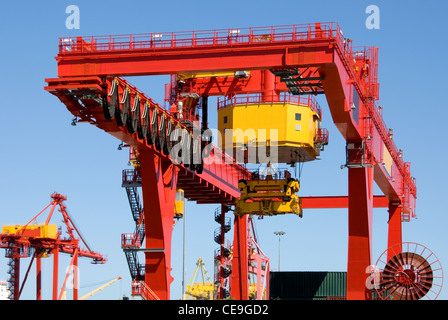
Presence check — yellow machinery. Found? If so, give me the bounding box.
[128,148,140,169]
[218,96,327,164]
[218,96,326,217]
[249,283,267,300]
[185,258,214,300]
[2,224,58,239]
[234,170,302,217]
[174,189,185,219]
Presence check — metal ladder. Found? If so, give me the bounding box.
[121,169,145,281]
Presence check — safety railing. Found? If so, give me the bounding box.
[350,46,379,101]
[365,101,416,204]
[121,233,141,248]
[217,92,322,117]
[315,128,329,145]
[131,281,160,300]
[59,22,345,55]
[122,169,141,185]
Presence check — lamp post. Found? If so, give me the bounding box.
[273,231,285,271]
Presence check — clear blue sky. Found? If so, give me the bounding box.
[0,0,447,300]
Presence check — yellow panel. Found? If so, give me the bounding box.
[382,144,393,176]
[42,225,58,239]
[285,103,317,147]
[2,224,58,239]
[174,201,184,216]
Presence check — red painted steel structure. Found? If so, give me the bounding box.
[0,193,106,300]
[45,22,417,300]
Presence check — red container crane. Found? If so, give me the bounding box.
[44,22,418,300]
[0,193,106,300]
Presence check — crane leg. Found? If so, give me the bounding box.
[53,248,59,300]
[347,166,373,300]
[36,255,41,300]
[230,215,249,300]
[140,149,179,300]
[387,203,402,260]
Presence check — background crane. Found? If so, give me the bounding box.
[0,193,106,300]
[79,276,122,300]
[185,258,214,300]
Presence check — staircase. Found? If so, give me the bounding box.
[125,186,143,221]
[121,169,145,281]
[213,206,233,299]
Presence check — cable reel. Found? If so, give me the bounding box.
[373,242,443,300]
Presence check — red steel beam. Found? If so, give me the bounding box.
[56,39,334,77]
[301,195,388,209]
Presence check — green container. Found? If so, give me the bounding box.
[269,271,346,300]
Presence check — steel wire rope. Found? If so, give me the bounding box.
[63,207,93,253]
[79,276,121,289]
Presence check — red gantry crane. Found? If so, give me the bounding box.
[0,193,106,300]
[44,22,420,300]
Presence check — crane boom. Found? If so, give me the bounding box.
[79,277,122,300]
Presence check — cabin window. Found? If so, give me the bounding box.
[295,113,301,121]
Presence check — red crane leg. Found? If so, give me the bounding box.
[13,257,20,300]
[262,70,279,102]
[73,252,78,300]
[230,215,249,300]
[36,255,42,300]
[387,203,402,260]
[347,167,373,300]
[53,248,59,300]
[140,149,179,300]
